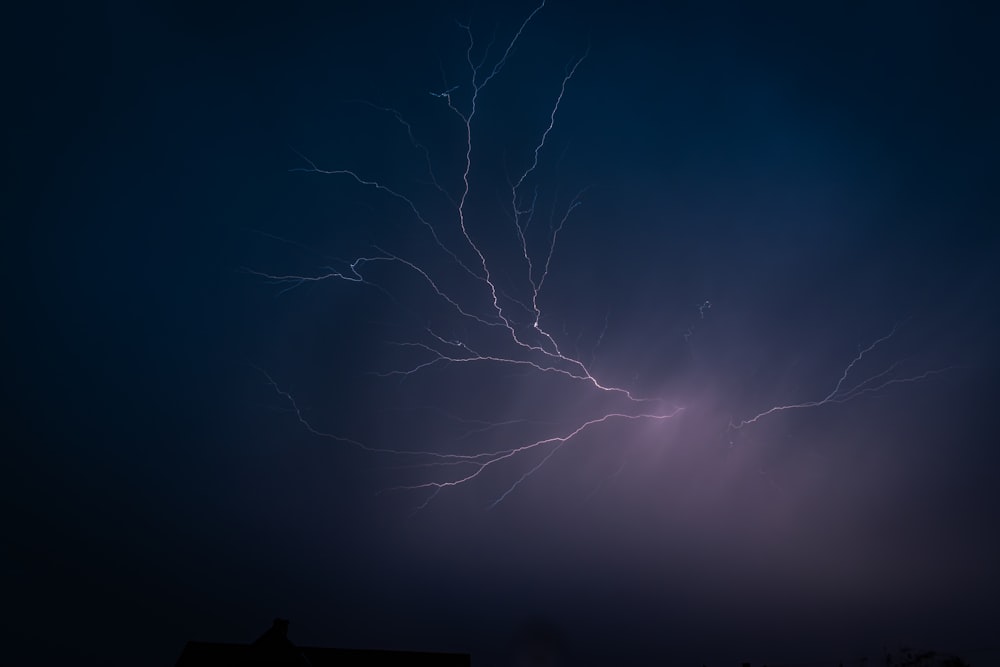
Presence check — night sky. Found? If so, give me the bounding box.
[6,1,1000,666]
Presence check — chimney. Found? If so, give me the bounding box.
[252,618,293,648]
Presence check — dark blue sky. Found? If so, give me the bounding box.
[6,2,1000,666]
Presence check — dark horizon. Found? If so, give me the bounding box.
[5,1,1000,666]
[172,617,993,667]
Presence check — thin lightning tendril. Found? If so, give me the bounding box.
[731,326,955,429]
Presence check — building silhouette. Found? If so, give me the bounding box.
[175,619,471,667]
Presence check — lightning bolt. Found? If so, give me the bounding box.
[250,2,952,510]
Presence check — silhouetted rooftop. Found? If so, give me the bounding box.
[175,619,471,667]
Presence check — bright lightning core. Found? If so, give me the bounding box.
[250,1,949,512]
